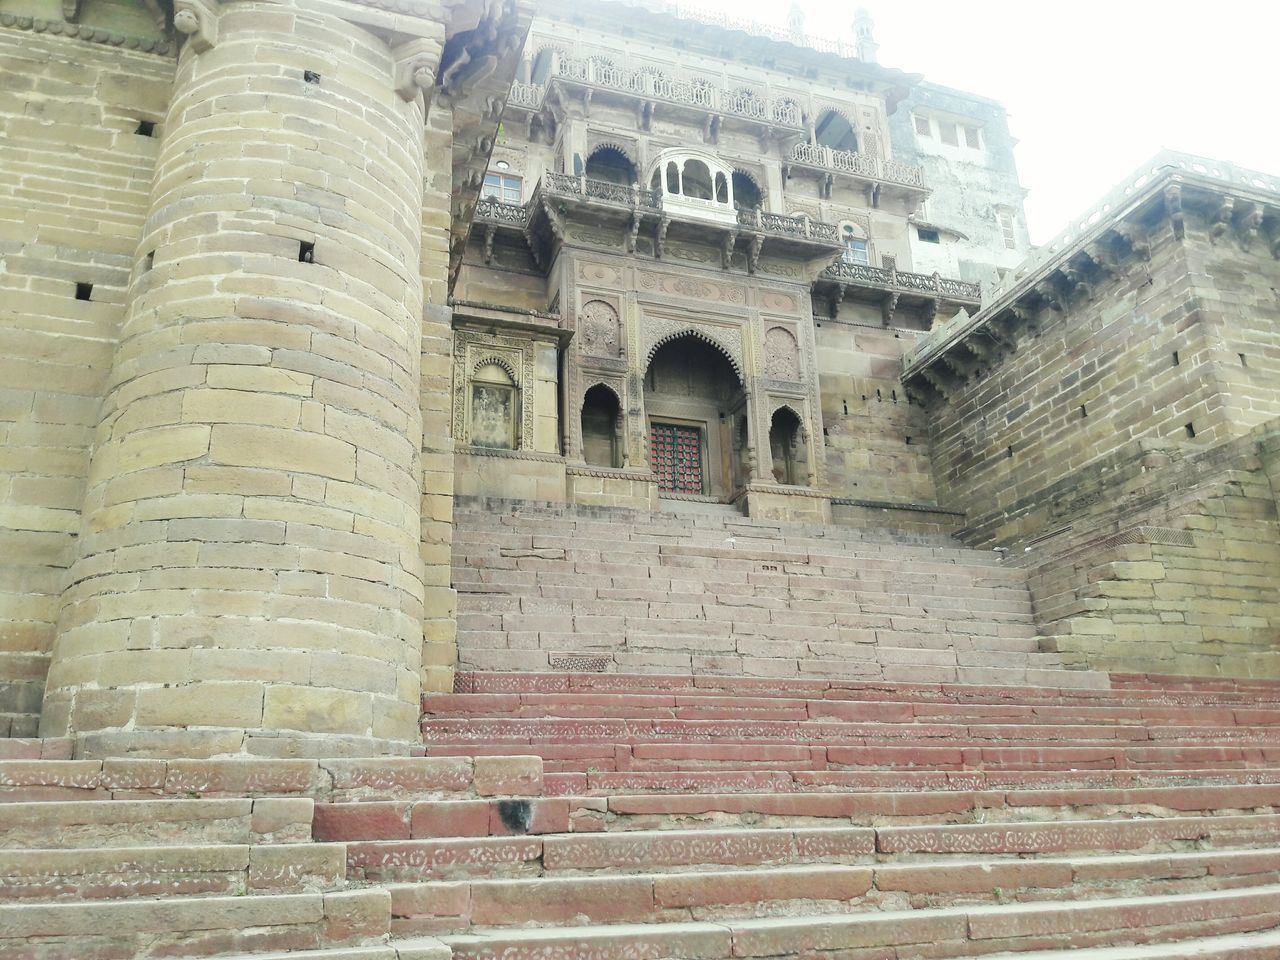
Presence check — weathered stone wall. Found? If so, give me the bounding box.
[923,203,1280,676]
[41,3,440,755]
[0,26,173,731]
[815,314,939,507]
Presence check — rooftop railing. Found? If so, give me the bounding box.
[508,57,804,127]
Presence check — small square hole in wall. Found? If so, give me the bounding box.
[1005,445,1014,459]
[144,251,155,272]
[1185,422,1196,439]
[299,240,315,263]
[1172,350,1180,367]
[75,282,93,301]
[136,120,157,137]
[1239,353,1249,368]
[1080,404,1088,418]
[905,436,913,445]
[304,70,321,85]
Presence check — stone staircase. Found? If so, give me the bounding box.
[5,499,1280,956]
[451,499,1100,687]
[5,672,1280,956]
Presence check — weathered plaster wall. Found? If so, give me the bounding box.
[0,26,172,732]
[890,82,1030,284]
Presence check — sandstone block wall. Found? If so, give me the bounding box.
[0,28,173,728]
[40,3,441,755]
[924,202,1280,676]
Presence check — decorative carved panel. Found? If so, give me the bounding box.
[641,315,744,379]
[765,326,801,381]
[581,299,622,357]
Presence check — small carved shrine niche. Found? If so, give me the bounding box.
[470,362,519,450]
[769,406,808,486]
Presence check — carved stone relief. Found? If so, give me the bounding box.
[581,299,622,358]
[765,326,801,380]
[641,315,744,380]
[577,260,624,285]
[637,270,748,305]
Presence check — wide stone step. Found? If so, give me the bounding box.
[344,815,1280,883]
[0,797,313,849]
[316,783,1280,842]
[425,691,1278,726]
[387,849,1280,934]
[418,716,1280,746]
[546,767,1280,796]
[0,842,346,901]
[449,672,1280,704]
[0,888,390,959]
[420,740,1280,773]
[978,928,1280,958]
[436,883,1280,958]
[0,755,544,804]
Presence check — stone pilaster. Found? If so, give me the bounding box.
[42,0,444,757]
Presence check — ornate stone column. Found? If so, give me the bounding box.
[42,0,442,757]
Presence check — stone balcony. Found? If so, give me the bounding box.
[788,142,927,194]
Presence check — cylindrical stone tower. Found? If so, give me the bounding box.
[42,1,442,756]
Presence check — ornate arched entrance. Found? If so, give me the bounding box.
[643,333,747,499]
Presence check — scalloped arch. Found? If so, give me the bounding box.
[645,329,743,382]
[581,380,623,408]
[587,141,638,166]
[472,355,520,383]
[770,402,810,440]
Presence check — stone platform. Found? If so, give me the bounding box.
[6,670,1280,957]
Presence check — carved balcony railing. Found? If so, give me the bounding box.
[475,197,531,227]
[543,172,663,209]
[823,259,981,302]
[737,208,841,244]
[549,57,803,127]
[790,143,927,190]
[506,80,545,110]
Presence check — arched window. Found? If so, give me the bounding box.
[585,146,636,186]
[581,385,622,468]
[470,362,518,450]
[682,159,713,201]
[815,110,858,153]
[666,161,680,194]
[531,48,557,84]
[732,171,763,210]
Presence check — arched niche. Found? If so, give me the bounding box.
[585,145,637,186]
[469,360,519,450]
[581,383,623,469]
[815,109,859,153]
[768,405,809,486]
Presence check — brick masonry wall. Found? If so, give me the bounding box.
[925,205,1280,676]
[0,28,173,704]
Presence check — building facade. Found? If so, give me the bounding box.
[450,0,1030,524]
[0,0,1278,759]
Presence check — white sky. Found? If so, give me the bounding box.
[692,0,1275,244]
